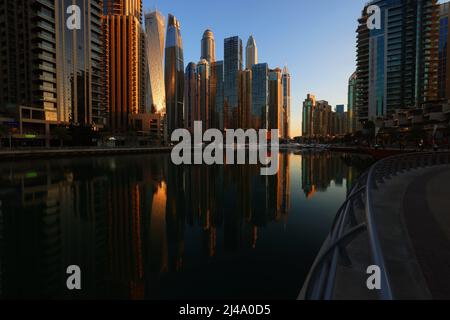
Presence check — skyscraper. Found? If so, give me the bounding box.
[282,67,291,139]
[347,72,357,133]
[145,10,166,114]
[356,0,439,123]
[197,59,211,130]
[210,61,224,130]
[201,29,216,64]
[224,36,243,129]
[268,68,283,136]
[184,63,197,132]
[246,36,258,70]
[240,69,252,129]
[165,14,185,136]
[438,2,450,100]
[0,0,58,145]
[56,0,105,128]
[104,0,145,133]
[302,94,316,138]
[251,63,269,130]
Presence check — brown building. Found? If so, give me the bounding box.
[268,68,283,137]
[103,0,146,134]
[240,69,252,129]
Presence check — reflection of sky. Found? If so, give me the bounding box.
[0,152,370,299]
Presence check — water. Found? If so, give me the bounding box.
[0,151,372,300]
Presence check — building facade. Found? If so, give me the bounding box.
[251,63,269,130]
[224,36,243,129]
[347,72,358,133]
[268,68,283,137]
[282,67,291,139]
[356,0,439,123]
[246,35,258,70]
[104,0,145,133]
[165,14,185,136]
[201,29,216,64]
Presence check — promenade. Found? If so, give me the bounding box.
[0,147,172,161]
[300,152,450,300]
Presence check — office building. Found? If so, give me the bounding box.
[224,36,243,129]
[246,35,258,70]
[251,63,269,130]
[268,68,283,136]
[184,63,197,132]
[211,61,224,130]
[201,29,216,64]
[282,67,291,139]
[356,0,439,123]
[165,14,185,135]
[347,72,358,133]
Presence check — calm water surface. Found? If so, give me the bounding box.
[0,151,372,299]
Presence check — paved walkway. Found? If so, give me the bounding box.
[402,167,450,299]
[372,165,450,299]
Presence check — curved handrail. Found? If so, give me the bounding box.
[299,151,450,300]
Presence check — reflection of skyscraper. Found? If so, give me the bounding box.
[201,29,216,64]
[282,67,291,139]
[251,63,269,130]
[145,11,166,114]
[56,0,105,127]
[246,35,258,70]
[165,14,185,136]
[224,36,243,129]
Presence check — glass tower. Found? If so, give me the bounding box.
[224,36,243,129]
[165,14,185,136]
[251,63,269,130]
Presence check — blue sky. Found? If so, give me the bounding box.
[144,0,368,136]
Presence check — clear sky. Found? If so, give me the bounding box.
[144,0,368,137]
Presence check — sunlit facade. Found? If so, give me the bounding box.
[211,61,224,130]
[184,63,197,132]
[246,35,258,70]
[197,59,211,130]
[56,0,105,128]
[145,10,166,114]
[165,14,185,135]
[302,94,316,138]
[282,67,291,139]
[104,0,146,133]
[201,29,216,64]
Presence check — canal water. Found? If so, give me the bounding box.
[0,151,372,300]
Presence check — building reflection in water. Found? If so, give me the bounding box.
[0,152,371,299]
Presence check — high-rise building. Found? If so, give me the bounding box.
[347,72,358,133]
[0,0,58,144]
[184,63,197,132]
[145,10,166,114]
[439,2,450,100]
[356,0,439,123]
[282,67,291,139]
[302,94,316,138]
[210,61,224,130]
[197,59,211,130]
[314,100,332,137]
[246,35,258,70]
[201,29,216,64]
[251,63,269,130]
[104,0,146,133]
[165,14,185,136]
[56,0,105,128]
[268,68,283,136]
[240,69,252,129]
[224,36,243,129]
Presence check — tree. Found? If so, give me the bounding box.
[52,126,71,147]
